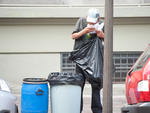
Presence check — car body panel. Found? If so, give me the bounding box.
[126,44,150,105]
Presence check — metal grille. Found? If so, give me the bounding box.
[113,52,142,82]
[61,51,142,83]
[61,52,76,72]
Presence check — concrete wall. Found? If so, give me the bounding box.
[0,20,150,92]
[0,21,150,85]
[0,18,149,53]
[0,23,74,52]
[114,24,150,51]
[0,53,60,82]
[0,5,150,18]
[0,19,73,90]
[0,4,149,92]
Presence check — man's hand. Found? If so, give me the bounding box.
[83,27,96,34]
[96,30,104,38]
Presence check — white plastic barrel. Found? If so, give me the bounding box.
[50,85,81,113]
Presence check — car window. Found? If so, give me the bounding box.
[132,46,150,72]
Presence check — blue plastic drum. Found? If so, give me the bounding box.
[21,78,49,113]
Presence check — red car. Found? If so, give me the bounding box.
[122,45,150,113]
[126,44,150,104]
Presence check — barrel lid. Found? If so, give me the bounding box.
[23,78,47,84]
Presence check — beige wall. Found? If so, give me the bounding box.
[0,53,60,93]
[0,24,74,52]
[0,18,150,92]
[0,54,60,82]
[0,5,150,18]
[114,24,150,51]
[0,20,149,52]
[0,20,74,91]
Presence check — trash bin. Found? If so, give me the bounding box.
[48,72,84,113]
[0,78,17,113]
[21,78,49,113]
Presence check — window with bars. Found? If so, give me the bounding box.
[113,52,142,82]
[61,52,76,72]
[61,51,142,83]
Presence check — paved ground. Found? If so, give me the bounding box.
[10,83,126,113]
[82,83,126,113]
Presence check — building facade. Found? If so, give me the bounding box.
[0,0,150,89]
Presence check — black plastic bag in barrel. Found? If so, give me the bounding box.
[69,37,104,83]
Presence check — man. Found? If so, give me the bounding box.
[71,8,104,113]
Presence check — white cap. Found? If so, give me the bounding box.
[86,8,100,23]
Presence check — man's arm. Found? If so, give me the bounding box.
[71,27,95,39]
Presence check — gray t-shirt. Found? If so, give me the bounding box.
[72,17,104,50]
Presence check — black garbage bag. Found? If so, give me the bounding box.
[48,72,84,87]
[69,37,104,83]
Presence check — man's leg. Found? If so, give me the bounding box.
[80,81,85,112]
[91,83,102,113]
